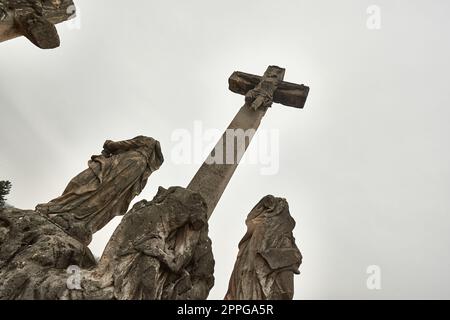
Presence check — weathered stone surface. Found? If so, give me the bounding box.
[244,66,285,111]
[225,195,302,300]
[36,136,164,245]
[228,71,310,109]
[0,0,75,48]
[0,207,97,299]
[0,187,214,300]
[94,186,215,300]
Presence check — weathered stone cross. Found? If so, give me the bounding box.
[188,66,310,219]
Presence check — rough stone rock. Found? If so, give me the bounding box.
[225,195,302,300]
[0,207,97,299]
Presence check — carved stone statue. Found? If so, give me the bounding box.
[36,136,164,245]
[0,65,309,300]
[0,186,214,300]
[90,186,214,300]
[0,133,215,300]
[225,195,302,300]
[0,0,76,48]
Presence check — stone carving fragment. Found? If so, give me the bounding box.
[0,0,76,48]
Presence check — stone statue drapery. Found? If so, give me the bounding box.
[36,136,164,244]
[225,195,302,300]
[94,186,215,300]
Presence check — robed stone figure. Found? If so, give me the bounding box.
[0,136,215,300]
[90,186,214,300]
[225,195,302,300]
[36,136,164,244]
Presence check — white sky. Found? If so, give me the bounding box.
[1,0,450,299]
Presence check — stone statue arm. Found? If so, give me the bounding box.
[135,229,200,274]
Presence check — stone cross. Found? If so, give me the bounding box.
[188,66,310,219]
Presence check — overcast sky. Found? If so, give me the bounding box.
[1,0,450,299]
